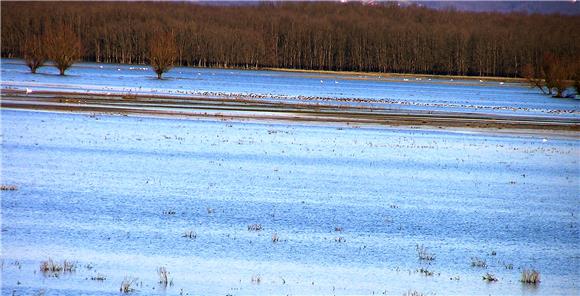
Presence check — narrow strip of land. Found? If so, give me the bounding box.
[1,91,578,133]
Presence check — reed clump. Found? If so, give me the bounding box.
[0,185,17,191]
[120,277,137,293]
[416,244,435,261]
[182,230,197,239]
[482,273,498,282]
[247,224,262,231]
[158,267,173,287]
[471,257,487,268]
[39,259,76,277]
[520,269,540,284]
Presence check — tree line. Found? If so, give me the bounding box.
[2,1,579,80]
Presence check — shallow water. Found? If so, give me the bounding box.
[1,109,578,295]
[1,59,579,119]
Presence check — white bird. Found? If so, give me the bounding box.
[335,81,339,84]
[542,138,548,143]
[320,80,324,83]
[499,82,505,85]
[26,88,32,94]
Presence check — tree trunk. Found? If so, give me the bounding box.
[59,68,66,75]
[157,72,162,79]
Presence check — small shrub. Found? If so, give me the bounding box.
[482,273,498,282]
[403,291,424,296]
[416,244,435,261]
[335,237,346,243]
[334,226,343,232]
[247,224,262,231]
[162,209,176,215]
[471,257,487,268]
[207,207,215,214]
[520,269,541,284]
[271,233,279,243]
[120,277,137,293]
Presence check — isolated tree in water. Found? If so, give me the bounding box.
[148,32,177,79]
[21,35,46,74]
[45,26,81,75]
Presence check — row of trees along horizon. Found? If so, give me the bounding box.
[2,1,579,97]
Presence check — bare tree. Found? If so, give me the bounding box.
[522,64,548,95]
[45,26,82,75]
[148,32,177,79]
[21,35,46,74]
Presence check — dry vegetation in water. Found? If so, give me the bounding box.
[251,275,261,284]
[157,267,172,287]
[416,244,435,261]
[471,257,487,268]
[39,259,76,277]
[182,230,197,239]
[271,233,280,243]
[482,273,498,282]
[0,185,18,191]
[120,277,137,293]
[520,269,541,284]
[247,224,262,231]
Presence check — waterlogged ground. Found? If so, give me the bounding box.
[1,109,578,295]
[1,58,579,119]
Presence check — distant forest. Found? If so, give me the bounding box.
[2,1,579,77]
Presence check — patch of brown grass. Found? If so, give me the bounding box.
[520,269,540,284]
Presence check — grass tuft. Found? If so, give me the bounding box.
[416,244,435,261]
[482,273,498,282]
[403,291,424,296]
[0,185,18,191]
[158,267,172,287]
[120,277,137,293]
[90,274,107,281]
[417,268,434,276]
[470,257,487,268]
[39,259,76,277]
[247,224,262,231]
[182,230,197,239]
[520,269,541,284]
[271,233,280,243]
[251,275,261,284]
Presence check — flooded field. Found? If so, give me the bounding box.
[1,59,579,119]
[1,109,578,295]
